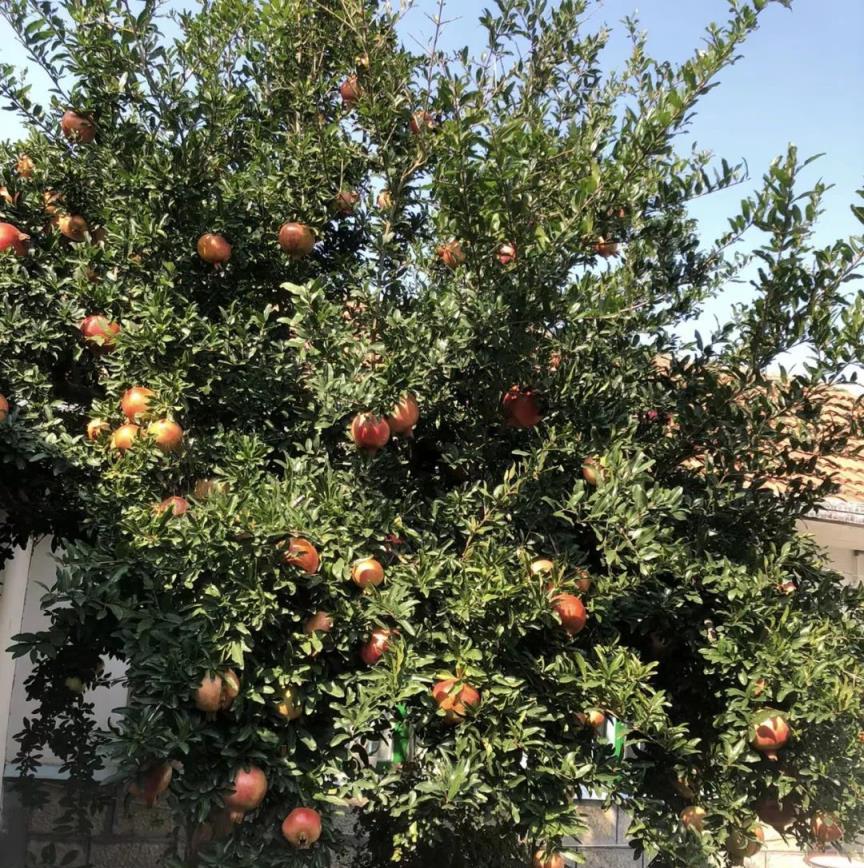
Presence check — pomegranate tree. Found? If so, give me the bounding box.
[3,2,864,867]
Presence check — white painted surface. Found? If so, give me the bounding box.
[3,538,128,776]
[0,539,33,815]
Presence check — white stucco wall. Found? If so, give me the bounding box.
[2,537,128,780]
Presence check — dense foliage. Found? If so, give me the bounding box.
[1,0,863,865]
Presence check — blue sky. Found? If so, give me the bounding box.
[1,0,862,344]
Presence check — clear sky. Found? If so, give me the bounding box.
[1,0,862,344]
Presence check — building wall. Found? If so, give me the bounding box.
[1,520,862,867]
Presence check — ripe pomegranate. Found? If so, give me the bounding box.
[85,419,108,441]
[497,242,517,265]
[280,537,320,574]
[194,670,240,712]
[110,423,139,452]
[130,763,173,807]
[193,478,227,499]
[0,394,8,423]
[276,685,302,720]
[755,795,797,831]
[726,823,764,861]
[409,110,435,135]
[60,110,96,143]
[594,237,619,258]
[55,213,89,241]
[360,628,392,665]
[681,806,706,833]
[155,496,189,517]
[351,557,385,588]
[148,419,184,453]
[220,670,241,709]
[436,240,465,269]
[530,558,555,576]
[532,852,564,868]
[432,678,481,725]
[811,812,843,844]
[224,766,268,812]
[387,392,420,436]
[303,611,333,635]
[121,387,154,419]
[350,413,391,453]
[502,386,541,428]
[281,807,322,848]
[574,568,592,594]
[278,222,316,257]
[0,222,29,256]
[16,155,34,177]
[750,709,790,760]
[42,189,62,214]
[80,315,120,351]
[197,232,232,265]
[581,457,601,486]
[334,190,360,215]
[576,709,606,731]
[339,75,361,105]
[194,673,223,712]
[552,593,587,635]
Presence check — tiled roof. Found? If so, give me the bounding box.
[807,387,864,507]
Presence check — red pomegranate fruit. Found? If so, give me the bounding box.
[436,240,465,269]
[594,237,619,258]
[432,678,481,725]
[351,557,385,589]
[129,763,173,807]
[197,232,232,265]
[581,457,601,486]
[681,806,706,833]
[85,419,108,440]
[726,823,764,862]
[334,190,360,215]
[303,611,333,635]
[502,386,541,428]
[532,852,564,868]
[811,812,843,844]
[155,496,189,517]
[750,709,790,760]
[281,807,322,848]
[0,394,9,423]
[54,213,89,241]
[497,242,517,265]
[60,110,96,143]
[552,593,587,635]
[281,537,320,574]
[387,392,420,436]
[339,75,361,105]
[409,110,435,135]
[121,387,154,420]
[350,413,391,453]
[147,419,184,453]
[224,766,268,812]
[80,315,120,351]
[360,628,392,665]
[110,423,139,452]
[278,222,315,257]
[0,222,29,256]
